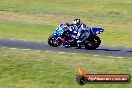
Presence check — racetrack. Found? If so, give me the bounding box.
[0,39,132,58]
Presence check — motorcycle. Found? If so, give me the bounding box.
[48,23,104,49]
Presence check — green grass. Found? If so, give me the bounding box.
[0,0,132,47]
[0,22,55,41]
[0,47,132,88]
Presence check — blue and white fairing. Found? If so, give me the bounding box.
[53,24,68,36]
[52,24,68,43]
[91,27,104,35]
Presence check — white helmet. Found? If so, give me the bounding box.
[72,19,82,27]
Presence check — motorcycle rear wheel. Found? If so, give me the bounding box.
[84,36,101,50]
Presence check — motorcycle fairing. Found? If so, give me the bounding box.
[54,24,65,36]
[91,27,104,35]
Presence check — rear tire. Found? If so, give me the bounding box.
[85,36,101,50]
[48,35,62,47]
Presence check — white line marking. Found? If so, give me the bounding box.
[106,56,124,59]
[115,57,124,59]
[93,55,100,57]
[22,49,31,51]
[45,51,53,53]
[71,53,77,54]
[10,48,17,50]
[35,50,41,52]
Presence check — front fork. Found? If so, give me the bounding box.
[53,35,61,44]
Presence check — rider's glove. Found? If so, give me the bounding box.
[77,33,80,37]
[73,31,77,34]
[66,22,70,27]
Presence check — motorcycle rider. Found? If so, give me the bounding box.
[66,19,90,47]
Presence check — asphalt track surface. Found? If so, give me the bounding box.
[0,39,132,58]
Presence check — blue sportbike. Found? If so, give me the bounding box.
[48,23,104,49]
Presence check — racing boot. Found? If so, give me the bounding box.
[76,40,82,48]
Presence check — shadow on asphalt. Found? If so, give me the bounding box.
[74,48,122,51]
[96,49,121,51]
[74,47,132,53]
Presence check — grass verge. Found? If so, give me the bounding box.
[0,47,132,88]
[0,21,55,41]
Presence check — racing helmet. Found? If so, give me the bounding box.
[72,19,82,27]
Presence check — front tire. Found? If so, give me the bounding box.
[85,36,101,50]
[48,35,62,47]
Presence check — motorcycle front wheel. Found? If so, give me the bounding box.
[48,35,62,47]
